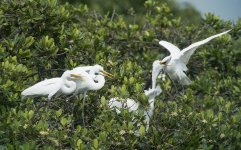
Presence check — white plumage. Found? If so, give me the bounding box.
[159,29,231,85]
[70,64,112,95]
[108,85,162,132]
[21,70,80,100]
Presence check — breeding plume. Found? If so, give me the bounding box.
[159,29,231,85]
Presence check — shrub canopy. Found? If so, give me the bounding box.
[0,0,241,149]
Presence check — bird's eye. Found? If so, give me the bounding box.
[94,72,98,75]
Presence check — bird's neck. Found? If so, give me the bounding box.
[152,65,161,90]
[61,78,76,94]
[89,76,105,90]
[147,97,155,115]
[143,97,155,132]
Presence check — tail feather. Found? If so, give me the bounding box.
[21,88,31,96]
[21,86,38,96]
[179,72,192,85]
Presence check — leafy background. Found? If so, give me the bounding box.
[0,0,241,149]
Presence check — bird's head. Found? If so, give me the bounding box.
[160,56,171,66]
[62,70,83,80]
[69,73,82,80]
[153,60,164,73]
[93,64,104,71]
[92,64,114,78]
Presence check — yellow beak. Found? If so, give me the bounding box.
[100,70,114,78]
[70,74,82,79]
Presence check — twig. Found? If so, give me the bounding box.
[111,9,116,22]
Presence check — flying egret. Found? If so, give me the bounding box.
[158,29,231,85]
[108,85,162,132]
[21,70,81,100]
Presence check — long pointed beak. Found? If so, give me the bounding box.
[100,70,114,78]
[70,74,82,79]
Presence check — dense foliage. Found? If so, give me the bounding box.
[0,0,241,149]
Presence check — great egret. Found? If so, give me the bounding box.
[70,65,113,125]
[108,85,162,132]
[71,65,113,95]
[152,60,164,89]
[21,70,81,100]
[73,64,113,79]
[158,29,231,85]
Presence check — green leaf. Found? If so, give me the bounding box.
[128,122,134,130]
[28,110,34,120]
[120,84,129,97]
[100,96,106,105]
[77,139,83,150]
[99,132,106,141]
[56,109,63,117]
[129,76,135,84]
[24,36,35,48]
[140,125,145,137]
[60,117,67,126]
[93,139,98,149]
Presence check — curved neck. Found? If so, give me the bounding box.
[89,75,105,90]
[147,97,155,116]
[61,73,76,94]
[152,65,161,90]
[144,97,156,132]
[152,70,158,90]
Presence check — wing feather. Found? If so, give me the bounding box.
[180,29,231,64]
[159,40,181,57]
[22,78,61,96]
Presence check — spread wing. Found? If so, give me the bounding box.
[159,40,181,57]
[180,29,231,64]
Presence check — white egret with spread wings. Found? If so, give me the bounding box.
[158,29,231,85]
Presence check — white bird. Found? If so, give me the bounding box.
[70,65,113,125]
[21,70,81,100]
[71,64,113,95]
[152,60,164,89]
[158,29,231,85]
[108,85,162,132]
[108,98,139,114]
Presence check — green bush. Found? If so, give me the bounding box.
[0,0,240,149]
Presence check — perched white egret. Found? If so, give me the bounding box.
[108,85,162,132]
[70,65,113,125]
[73,64,113,78]
[158,29,231,85]
[71,65,113,95]
[21,70,81,100]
